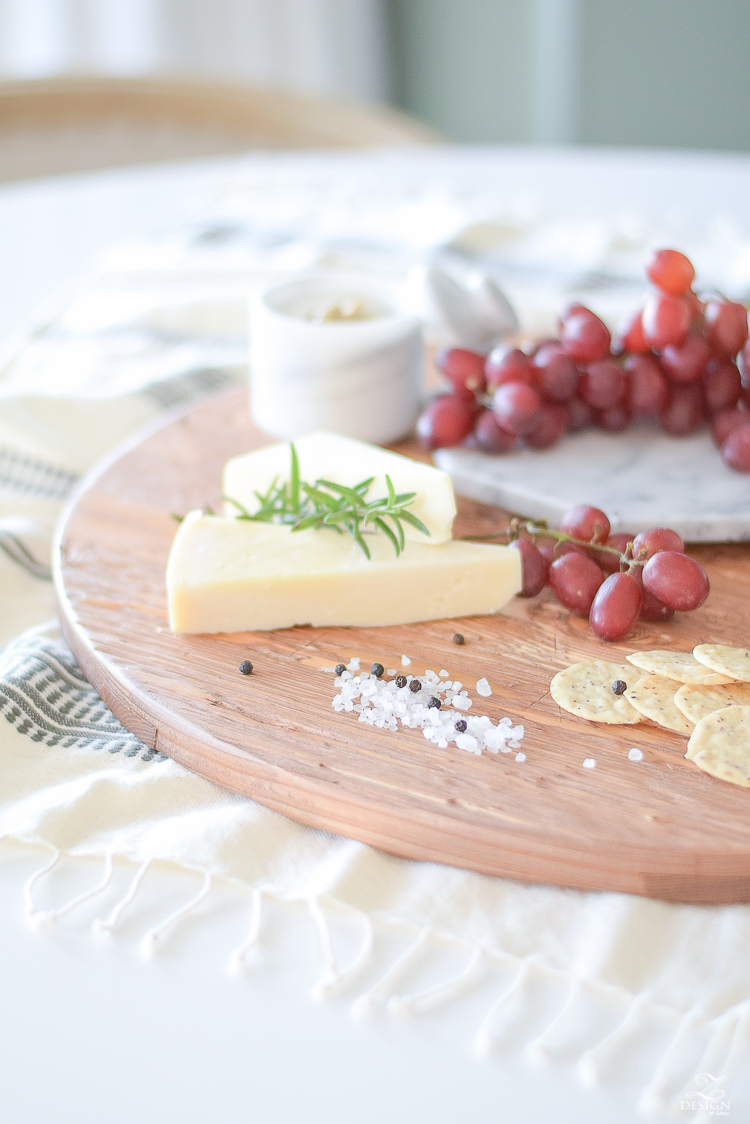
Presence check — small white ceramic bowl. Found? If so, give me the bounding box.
[249,274,423,444]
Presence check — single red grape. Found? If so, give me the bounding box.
[702,358,741,414]
[473,409,518,453]
[642,292,690,349]
[632,527,685,560]
[484,345,534,388]
[660,333,711,384]
[532,343,580,401]
[599,532,634,575]
[640,588,675,622]
[625,353,669,416]
[491,382,542,435]
[548,552,605,615]
[619,308,650,354]
[705,300,749,359]
[645,249,695,296]
[579,359,626,409]
[642,551,709,611]
[595,404,631,431]
[560,504,611,544]
[567,396,594,432]
[416,394,478,449]
[660,384,704,436]
[560,309,611,363]
[711,407,749,447]
[558,302,590,329]
[511,538,548,596]
[436,348,487,396]
[721,424,750,472]
[589,572,643,641]
[629,566,675,621]
[525,403,568,448]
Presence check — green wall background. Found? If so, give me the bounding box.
[387,0,750,150]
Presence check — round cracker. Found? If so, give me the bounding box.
[693,644,750,684]
[686,705,750,785]
[674,681,750,725]
[550,661,643,724]
[626,650,732,685]
[624,674,694,734]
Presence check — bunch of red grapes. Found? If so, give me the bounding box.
[417,248,750,472]
[511,504,709,642]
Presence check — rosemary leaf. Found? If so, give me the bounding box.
[289,444,300,513]
[373,515,400,556]
[398,510,430,537]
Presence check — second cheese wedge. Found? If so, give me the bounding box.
[168,511,521,633]
[222,431,457,545]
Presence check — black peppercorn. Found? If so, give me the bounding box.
[612,680,627,695]
[409,678,422,693]
[334,663,346,676]
[453,633,465,645]
[455,719,467,732]
[395,675,407,688]
[428,696,441,709]
[238,660,253,675]
[371,662,385,678]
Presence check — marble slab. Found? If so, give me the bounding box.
[434,424,750,542]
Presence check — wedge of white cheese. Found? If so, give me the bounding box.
[222,431,456,545]
[168,511,521,633]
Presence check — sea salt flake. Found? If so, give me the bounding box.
[452,695,472,711]
[628,747,644,762]
[401,655,411,666]
[582,758,596,769]
[347,658,360,671]
[439,670,450,678]
[456,734,480,754]
[387,669,397,676]
[476,678,492,697]
[515,752,527,763]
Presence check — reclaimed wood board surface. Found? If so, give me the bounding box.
[55,386,750,903]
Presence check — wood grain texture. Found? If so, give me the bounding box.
[55,387,750,903]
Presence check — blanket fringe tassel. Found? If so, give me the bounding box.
[9,843,750,1116]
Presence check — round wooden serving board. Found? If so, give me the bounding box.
[56,387,750,903]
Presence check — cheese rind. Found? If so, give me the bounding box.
[222,431,456,545]
[167,511,521,634]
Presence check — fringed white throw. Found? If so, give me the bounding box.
[2,151,750,1120]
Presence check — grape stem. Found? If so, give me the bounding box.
[463,518,643,572]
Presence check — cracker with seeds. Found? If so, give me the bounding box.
[626,650,732,685]
[686,705,750,786]
[624,674,694,734]
[550,661,643,724]
[674,681,750,725]
[693,644,750,684]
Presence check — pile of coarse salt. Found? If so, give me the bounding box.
[327,658,524,757]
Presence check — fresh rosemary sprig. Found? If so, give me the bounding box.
[223,443,429,559]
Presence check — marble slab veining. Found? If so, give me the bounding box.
[434,424,750,543]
